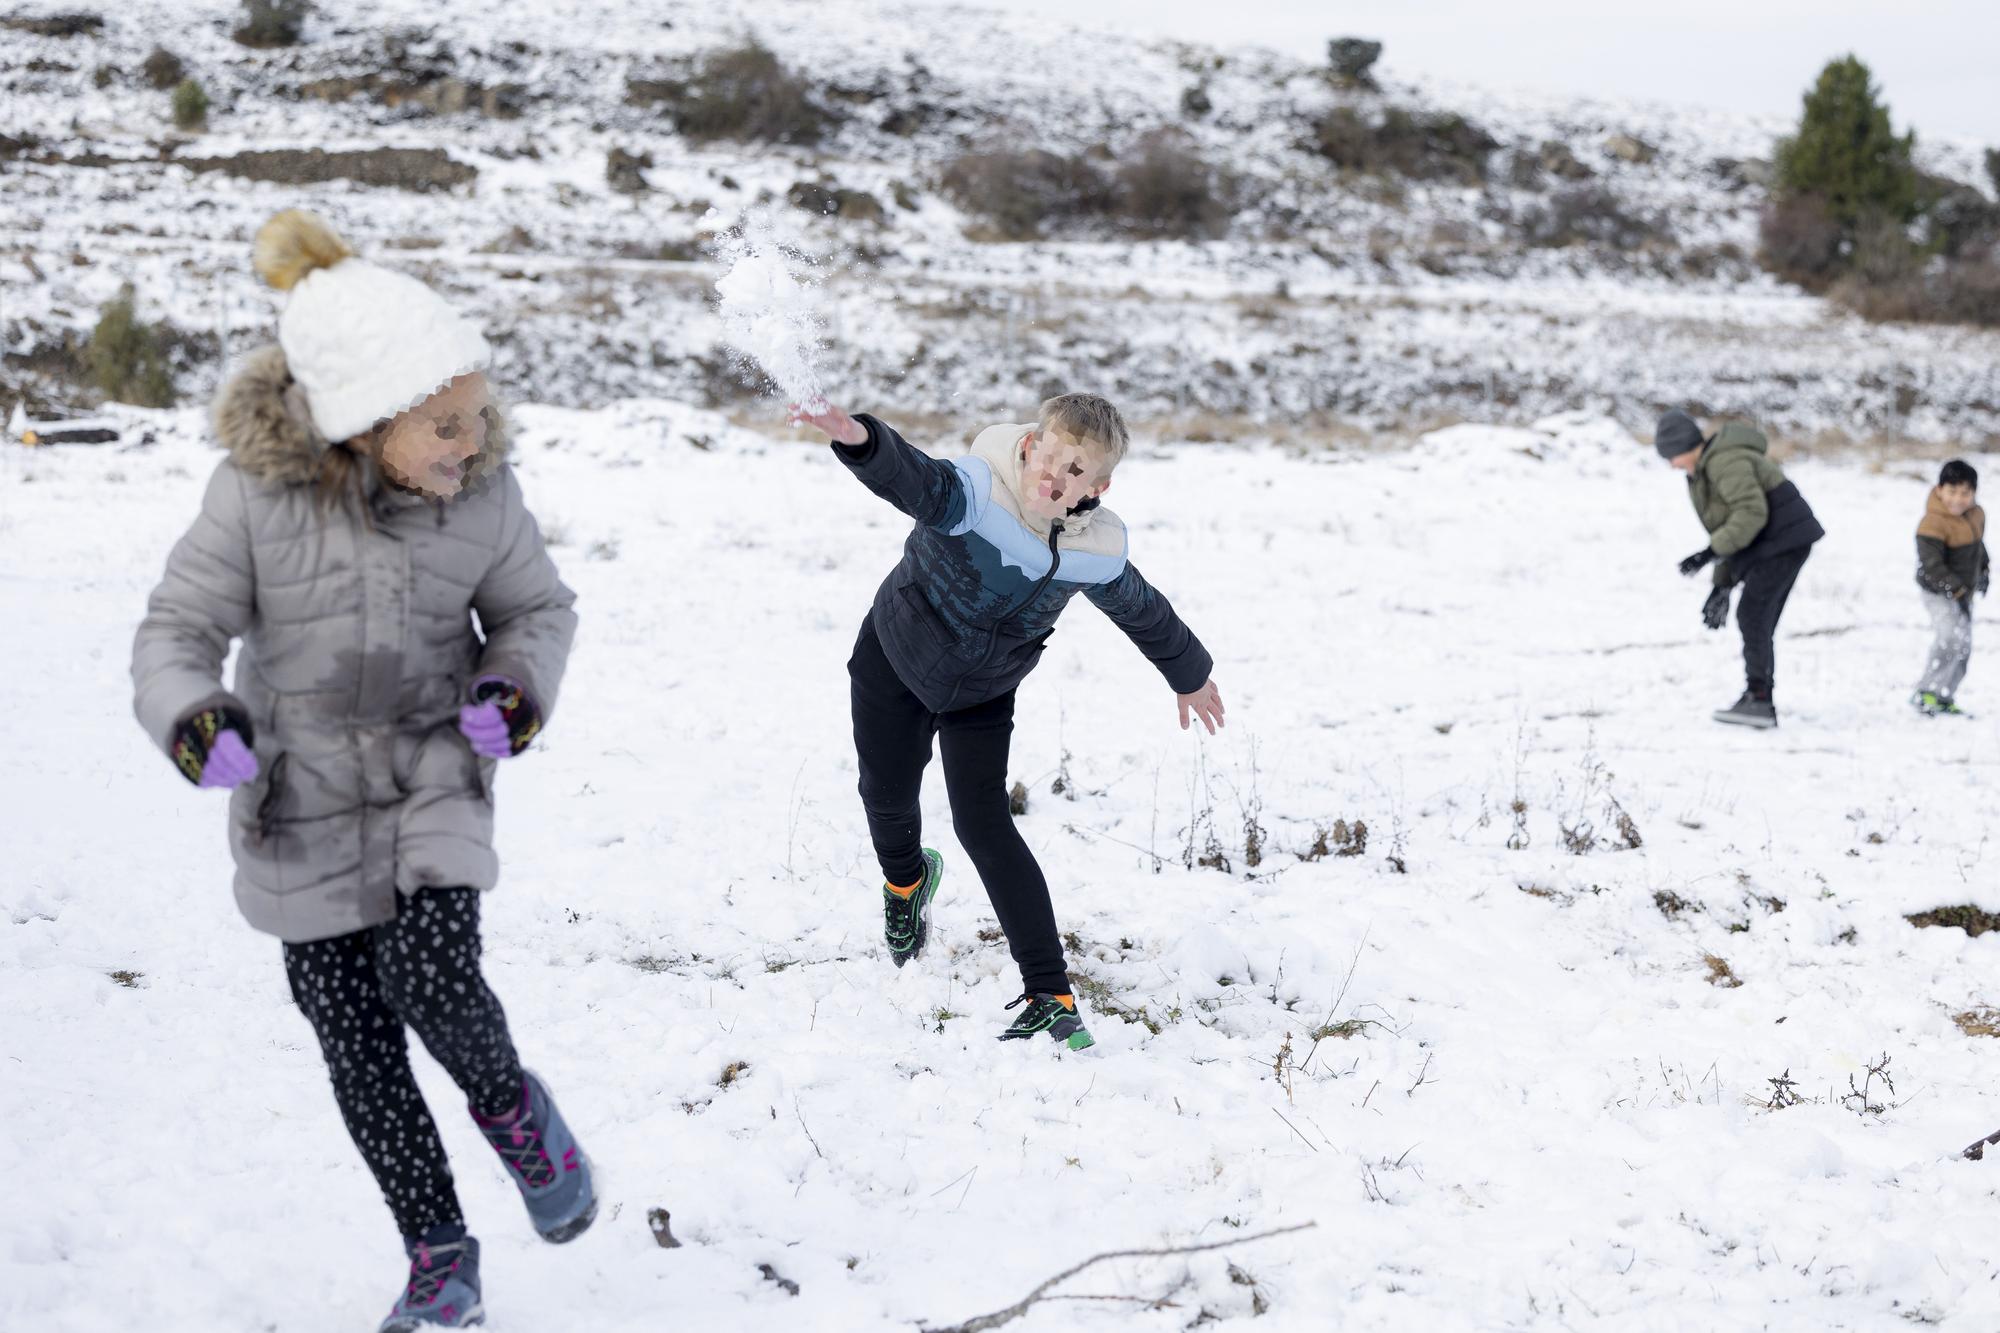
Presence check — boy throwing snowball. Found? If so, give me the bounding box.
[793,394,1223,1051]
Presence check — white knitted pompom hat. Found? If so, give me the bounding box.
[252,208,490,444]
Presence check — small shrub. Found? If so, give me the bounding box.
[1702,953,1742,988]
[1841,1053,1895,1116]
[142,46,185,90]
[1765,1069,1804,1110]
[1520,184,1665,251]
[1931,257,2000,327]
[1539,139,1594,181]
[1180,83,1211,119]
[636,41,833,145]
[1,12,102,37]
[91,64,116,89]
[788,180,885,223]
[1008,780,1028,816]
[1311,106,1495,185]
[941,147,1111,240]
[1921,174,2000,259]
[1112,128,1233,239]
[605,146,651,195]
[1846,213,1920,287]
[88,284,177,407]
[1295,816,1374,866]
[1907,904,2000,936]
[1987,148,2000,196]
[233,0,310,49]
[171,78,209,131]
[1954,1007,2000,1038]
[1757,193,1844,288]
[1654,889,1698,919]
[1837,254,2000,329]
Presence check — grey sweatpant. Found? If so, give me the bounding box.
[1917,590,1974,701]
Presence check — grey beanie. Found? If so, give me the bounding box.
[1654,409,1704,459]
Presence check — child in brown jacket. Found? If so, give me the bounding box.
[1914,459,1989,715]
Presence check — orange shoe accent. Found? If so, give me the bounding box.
[885,878,921,899]
[1053,994,1076,1010]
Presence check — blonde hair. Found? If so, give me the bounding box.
[311,425,382,515]
[1038,392,1129,470]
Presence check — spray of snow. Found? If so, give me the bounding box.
[712,209,830,413]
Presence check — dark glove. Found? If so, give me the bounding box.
[459,674,542,757]
[171,704,258,788]
[1702,586,1732,631]
[1679,547,1716,578]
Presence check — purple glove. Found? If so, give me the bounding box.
[201,730,260,788]
[458,674,542,758]
[171,705,259,789]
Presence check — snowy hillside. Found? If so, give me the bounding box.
[3,0,1998,443]
[10,402,2000,1329]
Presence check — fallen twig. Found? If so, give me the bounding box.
[920,1221,1317,1333]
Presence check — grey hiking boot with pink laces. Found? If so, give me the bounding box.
[471,1070,597,1244]
[380,1224,483,1331]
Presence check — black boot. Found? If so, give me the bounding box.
[1713,690,1777,729]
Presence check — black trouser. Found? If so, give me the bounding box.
[284,886,524,1240]
[1735,545,1811,697]
[848,617,1070,996]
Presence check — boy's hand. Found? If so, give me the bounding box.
[788,401,867,446]
[1678,547,1715,577]
[1702,586,1732,630]
[1178,680,1226,735]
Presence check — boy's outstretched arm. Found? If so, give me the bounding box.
[792,401,971,531]
[1085,562,1225,734]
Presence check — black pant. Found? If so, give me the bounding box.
[848,617,1070,996]
[284,886,523,1240]
[1736,545,1811,697]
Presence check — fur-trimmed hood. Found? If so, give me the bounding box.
[211,343,509,489]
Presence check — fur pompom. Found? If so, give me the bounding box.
[252,209,354,292]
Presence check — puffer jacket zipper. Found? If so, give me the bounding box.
[942,519,1062,712]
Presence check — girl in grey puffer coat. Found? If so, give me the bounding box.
[130,210,593,1328]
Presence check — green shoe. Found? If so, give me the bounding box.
[998,992,1095,1050]
[1914,691,1956,716]
[883,848,944,967]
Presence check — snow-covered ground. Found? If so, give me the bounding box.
[9,401,2000,1331]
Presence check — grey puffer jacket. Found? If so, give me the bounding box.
[131,345,577,942]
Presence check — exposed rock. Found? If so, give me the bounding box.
[177,146,477,192]
[1604,133,1657,165]
[1326,37,1383,87]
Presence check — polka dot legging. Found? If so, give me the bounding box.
[283,886,525,1240]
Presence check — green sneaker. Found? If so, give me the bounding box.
[1914,691,1962,716]
[883,848,944,967]
[998,992,1095,1050]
